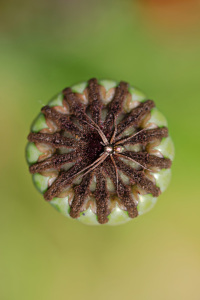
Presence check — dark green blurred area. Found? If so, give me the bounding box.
[1,0,200,299]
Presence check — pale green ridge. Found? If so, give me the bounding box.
[98,79,118,91]
[48,93,64,107]
[147,108,168,127]
[50,197,70,217]
[31,113,48,133]
[71,82,87,94]
[78,205,132,226]
[78,208,100,226]
[154,136,175,161]
[107,206,131,226]
[128,86,147,102]
[137,194,157,215]
[154,169,172,193]
[32,173,50,194]
[26,142,43,164]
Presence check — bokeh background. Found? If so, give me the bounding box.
[1,0,200,299]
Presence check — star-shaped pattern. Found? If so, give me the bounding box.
[28,78,171,224]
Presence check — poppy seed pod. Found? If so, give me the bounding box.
[26,78,174,225]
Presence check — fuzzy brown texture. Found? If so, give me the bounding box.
[28,78,172,224]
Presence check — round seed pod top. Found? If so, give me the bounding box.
[26,78,174,225]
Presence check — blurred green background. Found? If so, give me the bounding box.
[1,0,200,299]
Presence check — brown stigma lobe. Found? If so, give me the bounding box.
[28,78,172,224]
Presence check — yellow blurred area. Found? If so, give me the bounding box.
[0,0,200,299]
